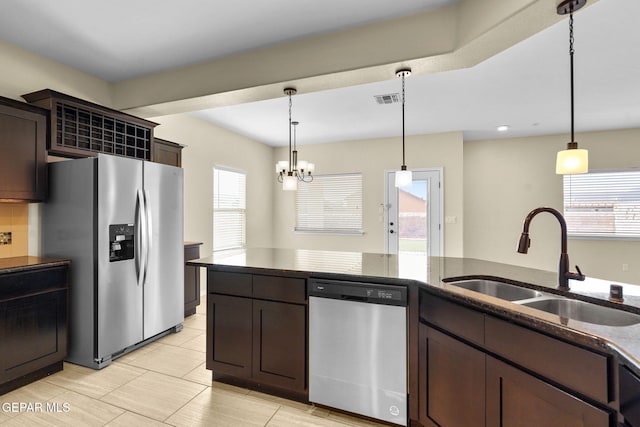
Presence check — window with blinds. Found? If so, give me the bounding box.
[296,173,363,234]
[213,168,246,251]
[563,170,640,238]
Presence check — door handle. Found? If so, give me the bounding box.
[390,230,395,234]
[135,189,146,287]
[143,189,152,286]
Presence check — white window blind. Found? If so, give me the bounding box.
[296,173,363,234]
[213,168,246,251]
[563,170,640,239]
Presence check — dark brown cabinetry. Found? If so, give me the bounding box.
[153,138,183,167]
[418,292,615,427]
[0,260,69,395]
[620,365,640,427]
[419,324,485,426]
[487,357,609,427]
[252,299,306,391]
[22,89,157,160]
[208,293,252,377]
[206,270,307,400]
[0,97,48,202]
[184,242,202,317]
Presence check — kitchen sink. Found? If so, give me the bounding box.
[520,297,640,327]
[447,279,544,301]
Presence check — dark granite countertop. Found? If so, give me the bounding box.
[0,256,70,275]
[190,248,640,375]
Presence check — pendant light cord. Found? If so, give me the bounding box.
[569,11,575,143]
[288,92,293,172]
[401,72,406,169]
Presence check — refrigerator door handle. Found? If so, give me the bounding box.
[142,189,153,286]
[136,189,148,287]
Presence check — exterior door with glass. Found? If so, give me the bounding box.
[385,169,442,256]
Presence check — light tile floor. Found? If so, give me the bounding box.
[0,296,386,426]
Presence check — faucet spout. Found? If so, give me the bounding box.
[517,207,585,290]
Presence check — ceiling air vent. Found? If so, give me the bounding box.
[374,93,400,105]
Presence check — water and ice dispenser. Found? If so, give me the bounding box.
[109,224,135,262]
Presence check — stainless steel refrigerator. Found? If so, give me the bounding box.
[42,153,184,369]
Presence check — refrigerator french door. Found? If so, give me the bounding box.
[43,154,184,369]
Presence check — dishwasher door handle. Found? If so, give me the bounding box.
[341,295,368,302]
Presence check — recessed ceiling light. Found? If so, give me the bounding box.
[497,125,509,132]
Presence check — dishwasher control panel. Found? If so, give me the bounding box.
[308,279,407,306]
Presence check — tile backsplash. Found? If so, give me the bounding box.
[0,203,28,258]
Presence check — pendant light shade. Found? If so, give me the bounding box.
[395,169,413,187]
[395,68,412,188]
[555,0,589,175]
[556,143,588,174]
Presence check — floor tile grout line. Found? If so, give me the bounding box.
[263,404,283,426]
[160,383,212,426]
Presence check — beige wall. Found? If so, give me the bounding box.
[271,132,464,256]
[464,128,640,284]
[152,114,274,256]
[0,40,112,105]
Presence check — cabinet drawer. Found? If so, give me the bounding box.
[485,316,610,405]
[208,271,252,297]
[0,266,68,301]
[420,293,484,346]
[253,275,306,304]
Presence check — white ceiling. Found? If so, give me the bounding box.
[0,0,455,82]
[0,0,638,146]
[193,0,640,145]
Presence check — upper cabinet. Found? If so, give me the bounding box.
[22,89,158,161]
[0,96,48,202]
[153,138,183,167]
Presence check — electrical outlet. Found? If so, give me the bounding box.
[0,231,12,245]
[622,263,630,272]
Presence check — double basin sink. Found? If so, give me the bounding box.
[447,279,640,327]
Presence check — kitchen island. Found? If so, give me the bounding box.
[189,248,640,427]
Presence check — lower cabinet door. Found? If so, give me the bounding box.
[486,356,612,427]
[419,324,486,427]
[0,289,67,383]
[207,294,252,378]
[184,265,200,316]
[252,299,306,392]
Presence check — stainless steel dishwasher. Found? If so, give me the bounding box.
[308,278,408,426]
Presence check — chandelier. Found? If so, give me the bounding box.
[275,88,315,191]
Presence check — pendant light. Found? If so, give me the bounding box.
[395,68,412,187]
[275,88,315,191]
[555,0,588,174]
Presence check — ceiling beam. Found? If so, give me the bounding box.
[115,0,598,118]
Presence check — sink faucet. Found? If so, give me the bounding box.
[517,207,585,291]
